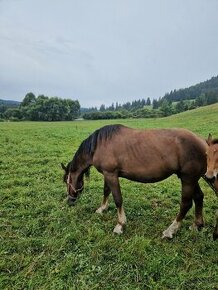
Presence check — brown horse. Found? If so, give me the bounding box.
[205,134,218,240]
[62,124,209,238]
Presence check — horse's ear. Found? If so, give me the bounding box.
[61,163,67,171]
[207,133,213,145]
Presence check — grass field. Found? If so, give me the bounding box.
[1,104,218,289]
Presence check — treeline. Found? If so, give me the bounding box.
[82,98,151,119]
[152,90,218,110]
[83,108,162,120]
[1,75,218,121]
[163,75,218,102]
[83,90,218,120]
[81,98,151,114]
[0,93,80,121]
[83,75,218,120]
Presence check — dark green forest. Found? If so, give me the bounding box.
[1,75,218,121]
[82,75,218,119]
[163,75,218,102]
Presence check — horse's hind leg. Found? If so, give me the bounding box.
[103,172,126,234]
[192,183,204,230]
[96,180,111,214]
[162,179,194,239]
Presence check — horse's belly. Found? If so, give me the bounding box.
[119,166,174,183]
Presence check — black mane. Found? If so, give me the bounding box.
[69,124,123,172]
[211,139,218,144]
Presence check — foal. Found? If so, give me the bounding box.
[205,134,218,240]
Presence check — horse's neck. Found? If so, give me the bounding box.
[73,154,91,173]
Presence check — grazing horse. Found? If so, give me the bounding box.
[205,134,218,240]
[62,124,208,239]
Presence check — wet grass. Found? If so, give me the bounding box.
[1,104,218,289]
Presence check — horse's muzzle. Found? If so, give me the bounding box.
[67,196,77,206]
[205,174,216,183]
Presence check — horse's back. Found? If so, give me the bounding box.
[93,126,207,182]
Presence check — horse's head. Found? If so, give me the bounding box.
[206,134,218,191]
[61,163,84,206]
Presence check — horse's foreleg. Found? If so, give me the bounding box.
[162,179,193,239]
[104,172,126,234]
[96,181,111,214]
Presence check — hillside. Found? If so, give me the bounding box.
[99,103,218,137]
[0,99,20,107]
[163,75,218,102]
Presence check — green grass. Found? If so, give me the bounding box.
[1,104,218,289]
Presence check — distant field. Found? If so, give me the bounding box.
[1,103,218,289]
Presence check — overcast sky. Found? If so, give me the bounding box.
[0,0,218,107]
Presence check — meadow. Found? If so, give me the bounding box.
[1,103,218,290]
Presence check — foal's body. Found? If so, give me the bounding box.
[63,125,208,238]
[205,135,218,240]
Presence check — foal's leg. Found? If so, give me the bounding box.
[104,172,126,234]
[213,210,218,240]
[96,181,111,214]
[192,183,204,230]
[162,179,193,239]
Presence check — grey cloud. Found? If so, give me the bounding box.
[0,0,218,107]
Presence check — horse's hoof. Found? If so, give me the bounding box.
[162,230,173,239]
[189,224,198,231]
[113,224,123,234]
[95,208,103,214]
